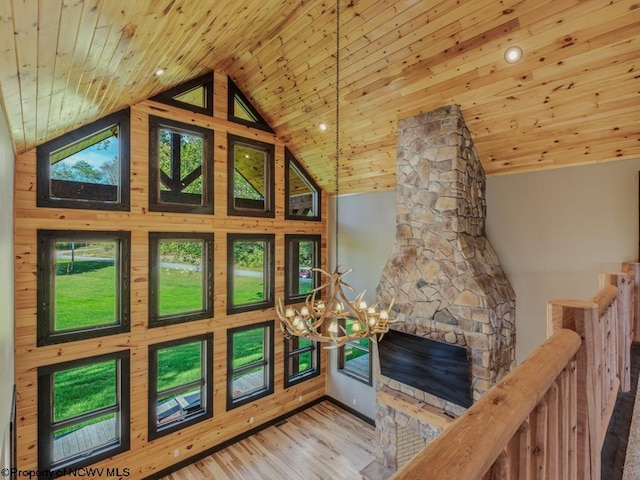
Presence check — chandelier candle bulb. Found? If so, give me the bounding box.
[276,267,396,348]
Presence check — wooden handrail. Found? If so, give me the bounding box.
[592,284,618,316]
[390,329,581,480]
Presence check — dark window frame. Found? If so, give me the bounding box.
[36,230,131,346]
[148,115,214,214]
[226,233,275,315]
[36,109,131,211]
[151,72,214,116]
[37,350,131,474]
[227,77,274,133]
[227,134,275,218]
[148,232,214,328]
[148,333,213,440]
[284,234,321,304]
[338,319,373,386]
[284,148,322,221]
[284,336,320,388]
[226,320,274,410]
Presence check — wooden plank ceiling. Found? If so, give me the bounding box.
[1,0,638,195]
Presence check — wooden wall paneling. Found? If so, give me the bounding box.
[0,0,23,150]
[91,1,151,118]
[13,71,327,477]
[11,0,38,148]
[214,70,228,121]
[34,0,63,146]
[83,0,132,112]
[58,0,104,128]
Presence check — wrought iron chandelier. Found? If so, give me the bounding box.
[276,0,395,348]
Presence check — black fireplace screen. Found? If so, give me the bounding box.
[378,329,472,408]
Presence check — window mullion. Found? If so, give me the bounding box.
[289,345,314,357]
[170,132,181,188]
[157,378,204,400]
[233,359,267,376]
[347,342,369,353]
[51,404,119,431]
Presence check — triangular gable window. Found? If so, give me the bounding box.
[227,78,274,133]
[285,148,321,220]
[152,73,213,116]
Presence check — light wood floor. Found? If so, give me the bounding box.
[161,401,376,480]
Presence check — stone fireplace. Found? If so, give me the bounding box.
[364,105,516,477]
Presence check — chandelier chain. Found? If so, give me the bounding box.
[275,0,396,348]
[334,0,340,269]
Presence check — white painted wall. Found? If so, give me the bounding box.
[328,158,640,414]
[327,193,396,419]
[486,158,640,362]
[0,103,15,470]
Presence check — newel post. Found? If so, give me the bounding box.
[547,299,599,480]
[599,271,633,392]
[622,262,640,342]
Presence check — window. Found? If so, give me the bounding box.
[148,334,213,440]
[149,116,213,214]
[227,77,273,133]
[285,149,321,220]
[227,234,274,314]
[37,109,130,211]
[285,234,320,303]
[227,135,275,218]
[148,233,214,327]
[151,72,213,116]
[227,321,274,409]
[37,230,130,346]
[38,351,130,474]
[338,319,372,385]
[284,337,320,388]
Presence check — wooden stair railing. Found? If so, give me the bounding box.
[389,264,636,480]
[389,329,581,480]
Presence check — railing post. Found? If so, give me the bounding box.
[600,272,633,392]
[548,299,599,480]
[622,262,640,341]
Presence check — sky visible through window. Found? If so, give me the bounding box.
[51,137,119,185]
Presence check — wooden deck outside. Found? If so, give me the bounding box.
[54,417,116,462]
[344,353,370,380]
[54,369,267,462]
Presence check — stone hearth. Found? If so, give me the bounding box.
[367,105,516,476]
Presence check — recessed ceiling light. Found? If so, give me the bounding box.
[504,46,523,64]
[154,68,166,76]
[318,122,328,132]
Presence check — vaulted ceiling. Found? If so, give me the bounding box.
[1,0,638,195]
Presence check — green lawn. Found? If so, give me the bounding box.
[232,271,265,305]
[55,260,117,330]
[157,341,202,391]
[54,360,117,421]
[159,267,203,315]
[53,260,293,428]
